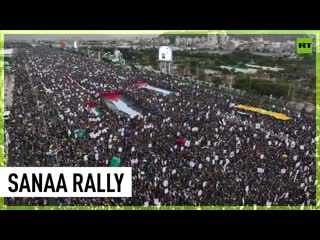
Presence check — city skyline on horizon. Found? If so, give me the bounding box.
[5,34,160,41]
[5,34,314,42]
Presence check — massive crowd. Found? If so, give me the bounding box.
[5,46,316,206]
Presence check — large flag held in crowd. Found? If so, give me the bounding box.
[134,82,172,95]
[101,91,140,118]
[101,91,124,101]
[234,104,291,120]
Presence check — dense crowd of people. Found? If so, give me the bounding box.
[5,46,316,206]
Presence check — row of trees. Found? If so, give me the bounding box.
[233,77,289,99]
[233,75,315,103]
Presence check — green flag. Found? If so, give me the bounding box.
[110,156,121,167]
[92,107,103,116]
[75,129,86,138]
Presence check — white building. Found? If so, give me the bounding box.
[181,37,187,45]
[200,36,207,43]
[192,36,200,44]
[219,34,228,44]
[175,36,181,46]
[186,37,193,46]
[231,39,240,48]
[207,34,218,47]
[271,42,281,48]
[161,38,170,45]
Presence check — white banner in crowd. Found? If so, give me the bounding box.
[185,140,191,147]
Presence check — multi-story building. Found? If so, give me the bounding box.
[207,34,218,48]
[218,34,228,45]
[186,37,193,46]
[175,36,181,46]
[192,36,200,45]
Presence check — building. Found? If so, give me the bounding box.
[175,36,181,46]
[207,34,218,47]
[219,34,229,45]
[186,37,192,46]
[159,36,170,45]
[192,36,200,45]
[107,49,125,65]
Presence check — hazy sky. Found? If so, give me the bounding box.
[5,34,314,43]
[5,34,160,41]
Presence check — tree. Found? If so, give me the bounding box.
[215,60,223,66]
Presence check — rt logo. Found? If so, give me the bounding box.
[296,38,313,54]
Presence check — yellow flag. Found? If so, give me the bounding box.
[235,104,291,121]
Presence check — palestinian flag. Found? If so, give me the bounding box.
[133,82,171,95]
[101,91,124,101]
[86,102,103,116]
[75,129,86,138]
[101,91,141,118]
